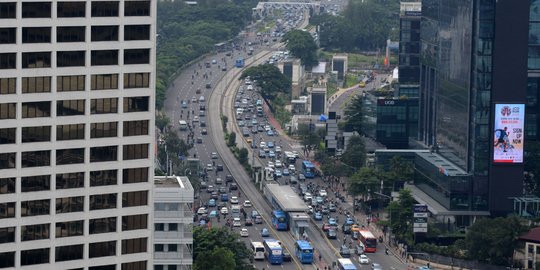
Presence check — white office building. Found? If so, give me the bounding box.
[153,176,194,270]
[0,1,156,269]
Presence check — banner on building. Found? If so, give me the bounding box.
[493,104,525,163]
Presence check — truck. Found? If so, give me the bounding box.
[231,205,241,218]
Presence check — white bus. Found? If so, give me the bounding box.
[179,120,188,131]
[251,241,265,260]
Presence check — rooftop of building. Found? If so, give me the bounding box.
[311,62,326,74]
[520,227,540,243]
[416,151,469,177]
[154,175,193,190]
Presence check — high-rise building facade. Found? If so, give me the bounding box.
[0,1,156,269]
[417,0,529,216]
[397,1,421,98]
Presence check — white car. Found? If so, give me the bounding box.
[359,254,369,264]
[275,160,282,168]
[240,228,249,237]
[220,207,228,215]
[197,207,207,215]
[233,218,241,227]
[303,192,312,202]
[288,164,296,173]
[292,151,299,158]
[230,196,239,204]
[243,200,252,208]
[264,125,271,131]
[275,146,282,153]
[267,161,274,168]
[319,189,328,197]
[260,141,266,148]
[193,115,199,122]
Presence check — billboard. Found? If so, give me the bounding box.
[493,104,525,163]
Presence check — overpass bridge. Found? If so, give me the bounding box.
[253,1,321,18]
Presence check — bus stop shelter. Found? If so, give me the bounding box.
[264,184,310,239]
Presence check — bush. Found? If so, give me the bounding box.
[227,132,236,147]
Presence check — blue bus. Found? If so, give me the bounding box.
[263,239,283,265]
[271,210,289,231]
[337,258,357,270]
[235,58,245,68]
[295,240,314,264]
[302,160,316,178]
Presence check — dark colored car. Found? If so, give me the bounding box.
[226,175,234,183]
[200,120,206,127]
[229,183,238,191]
[329,203,337,212]
[217,164,223,171]
[211,192,219,200]
[282,251,292,262]
[197,137,203,143]
[327,228,337,239]
[218,187,227,194]
[245,218,253,226]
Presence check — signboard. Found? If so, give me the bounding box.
[413,227,428,233]
[413,204,428,234]
[493,104,525,163]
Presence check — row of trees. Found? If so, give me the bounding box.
[310,0,400,52]
[193,227,252,270]
[282,29,319,67]
[156,0,257,109]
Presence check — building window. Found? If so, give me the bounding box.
[154,223,164,231]
[0,153,15,170]
[125,1,150,16]
[168,223,178,231]
[22,2,51,18]
[56,196,84,213]
[57,75,85,92]
[22,101,51,118]
[0,53,16,69]
[21,150,50,167]
[123,144,148,160]
[57,100,85,116]
[0,103,16,119]
[90,146,117,162]
[22,126,50,143]
[56,172,84,189]
[0,3,16,19]
[89,241,116,258]
[21,175,50,192]
[22,52,51,68]
[91,1,119,17]
[124,49,150,65]
[122,261,147,270]
[90,170,117,186]
[0,28,15,44]
[55,220,84,238]
[124,97,149,112]
[91,74,118,90]
[122,237,147,254]
[123,167,149,184]
[57,26,85,42]
[90,193,117,210]
[90,265,116,270]
[122,190,148,207]
[55,244,83,262]
[155,244,164,252]
[22,76,51,93]
[0,177,15,194]
[122,214,147,231]
[57,51,85,67]
[91,25,118,41]
[56,148,85,165]
[124,73,150,88]
[20,248,50,266]
[91,50,118,66]
[124,25,150,41]
[124,120,149,136]
[169,244,178,252]
[0,77,16,94]
[21,223,50,241]
[0,226,15,243]
[57,2,86,17]
[57,124,85,140]
[89,217,117,234]
[91,122,118,138]
[0,128,15,144]
[21,199,49,217]
[0,202,15,219]
[22,27,51,43]
[91,98,118,114]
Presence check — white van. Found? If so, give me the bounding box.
[178,120,188,131]
[198,96,205,103]
[236,108,243,115]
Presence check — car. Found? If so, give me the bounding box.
[191,96,197,103]
[261,228,270,237]
[267,141,274,148]
[354,244,364,255]
[200,181,207,189]
[215,177,223,185]
[201,128,207,135]
[321,205,329,215]
[268,150,276,158]
[238,120,245,127]
[206,185,215,193]
[240,228,249,237]
[243,200,252,208]
[197,137,203,143]
[328,218,338,226]
[342,223,352,234]
[206,164,213,171]
[208,199,216,207]
[319,189,328,197]
[359,255,370,264]
[314,211,323,220]
[371,263,382,270]
[288,164,295,172]
[181,100,188,108]
[192,115,200,122]
[226,174,234,183]
[211,59,217,64]
[263,146,270,153]
[267,161,274,168]
[199,110,206,116]
[220,207,228,215]
[211,152,218,159]
[209,210,218,218]
[417,267,434,270]
[298,174,306,181]
[315,196,324,204]
[275,169,282,177]
[292,151,299,158]
[275,160,282,168]
[275,146,282,153]
[260,141,266,148]
[282,169,290,176]
[229,183,238,191]
[289,175,298,184]
[220,193,229,202]
[200,120,206,127]
[327,228,337,239]
[217,165,223,171]
[340,245,352,258]
[321,223,332,231]
[211,192,219,200]
[197,207,207,215]
[303,192,312,201]
[257,126,264,132]
[254,215,263,224]
[267,130,274,136]
[251,210,259,218]
[218,186,227,194]
[282,251,292,262]
[264,125,271,131]
[245,218,253,226]
[233,218,241,227]
[230,196,239,204]
[259,150,266,158]
[329,203,337,212]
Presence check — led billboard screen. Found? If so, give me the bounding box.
[493,104,525,163]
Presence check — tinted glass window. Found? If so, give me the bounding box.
[90,193,117,210]
[56,196,84,213]
[0,78,16,94]
[90,217,117,234]
[20,248,49,266]
[89,241,116,258]
[22,52,51,68]
[22,27,51,43]
[22,76,51,93]
[122,214,148,231]
[21,175,50,192]
[0,202,15,219]
[90,170,117,186]
[21,150,50,167]
[57,100,85,116]
[0,177,15,194]
[90,146,117,162]
[57,26,85,42]
[124,96,149,112]
[0,227,15,244]
[91,74,118,90]
[0,28,15,44]
[91,122,118,138]
[124,73,150,88]
[56,220,84,238]
[22,101,50,118]
[57,2,85,17]
[124,49,150,65]
[57,75,85,92]
[124,25,150,41]
[21,199,50,217]
[123,167,149,184]
[22,2,51,18]
[91,98,118,114]
[91,26,118,41]
[0,53,16,69]
[57,51,85,67]
[56,124,85,140]
[0,128,15,144]
[91,50,118,65]
[91,1,119,17]
[21,223,50,241]
[55,244,83,262]
[56,148,85,165]
[0,3,16,19]
[0,153,15,170]
[22,126,51,142]
[123,120,149,136]
[123,144,149,160]
[56,172,85,189]
[124,1,150,16]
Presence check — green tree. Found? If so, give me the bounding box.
[238,148,249,165]
[155,113,170,133]
[193,227,251,270]
[343,95,365,134]
[340,135,366,169]
[240,64,291,101]
[282,29,319,67]
[462,216,528,265]
[386,189,415,243]
[348,167,379,198]
[227,132,236,147]
[297,123,320,157]
[195,247,236,270]
[310,14,356,51]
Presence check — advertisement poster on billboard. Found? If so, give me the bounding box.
[493,104,525,163]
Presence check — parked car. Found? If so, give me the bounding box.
[261,228,270,237]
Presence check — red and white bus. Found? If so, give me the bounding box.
[358,230,377,253]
